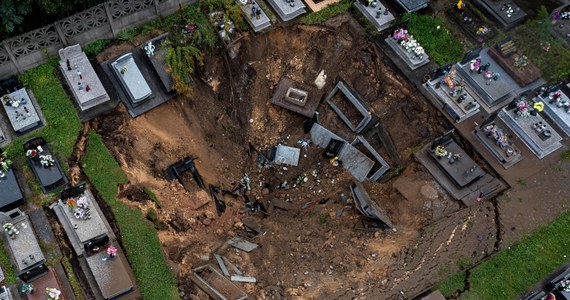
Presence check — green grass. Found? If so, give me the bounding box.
[298,0,352,25]
[516,178,527,186]
[143,187,161,207]
[62,256,86,300]
[436,271,466,297]
[562,150,570,163]
[438,210,570,299]
[404,13,465,65]
[0,239,16,284]
[82,131,178,300]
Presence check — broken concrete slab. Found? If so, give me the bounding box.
[231,275,257,283]
[270,144,301,166]
[192,265,248,300]
[351,136,390,181]
[214,254,230,277]
[227,237,259,252]
[222,256,243,276]
[350,181,394,229]
[325,78,374,133]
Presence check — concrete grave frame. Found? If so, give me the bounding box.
[325,78,374,133]
[351,136,390,181]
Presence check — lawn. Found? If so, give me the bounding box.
[438,210,570,298]
[82,131,178,300]
[404,13,465,65]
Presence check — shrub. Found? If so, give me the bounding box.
[83,39,110,56]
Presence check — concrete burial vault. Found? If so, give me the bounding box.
[326,78,375,133]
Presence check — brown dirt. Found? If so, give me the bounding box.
[90,13,514,300]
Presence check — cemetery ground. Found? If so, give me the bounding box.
[5,6,570,300]
[81,13,569,299]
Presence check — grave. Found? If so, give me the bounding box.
[498,103,563,159]
[552,4,570,47]
[266,0,307,21]
[0,286,12,300]
[110,53,153,106]
[351,136,390,181]
[191,265,248,300]
[487,39,542,87]
[454,48,544,113]
[424,68,480,122]
[414,132,507,206]
[1,88,42,134]
[474,0,526,30]
[140,33,174,93]
[58,44,113,121]
[309,123,376,182]
[447,4,497,44]
[385,28,430,70]
[325,78,375,133]
[354,1,395,32]
[101,50,176,118]
[51,184,137,300]
[351,181,394,229]
[238,0,271,33]
[392,0,429,13]
[23,137,68,193]
[303,0,342,12]
[539,88,570,137]
[0,163,25,212]
[271,77,321,117]
[473,121,522,169]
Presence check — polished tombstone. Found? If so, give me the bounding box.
[325,78,374,133]
[354,1,395,32]
[498,106,563,159]
[473,122,522,169]
[393,0,429,12]
[271,77,320,117]
[540,89,570,137]
[385,34,430,70]
[424,71,480,122]
[111,53,153,106]
[266,0,306,21]
[2,88,41,133]
[58,45,111,116]
[23,137,68,193]
[238,0,271,32]
[140,34,174,93]
[52,184,136,300]
[474,0,526,29]
[0,166,25,212]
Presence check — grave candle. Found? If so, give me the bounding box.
[66,59,71,71]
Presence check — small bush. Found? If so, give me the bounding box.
[147,207,158,222]
[117,27,142,42]
[83,39,110,56]
[144,187,161,207]
[404,13,464,65]
[561,150,570,162]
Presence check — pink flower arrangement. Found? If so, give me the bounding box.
[46,287,61,300]
[107,245,117,258]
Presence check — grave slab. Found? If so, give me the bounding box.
[266,0,306,21]
[239,1,272,32]
[473,122,523,169]
[426,139,485,188]
[2,88,41,133]
[425,78,479,122]
[271,144,301,166]
[101,49,176,118]
[58,45,111,115]
[385,37,430,70]
[23,137,68,194]
[26,267,67,300]
[140,33,174,93]
[540,90,570,137]
[325,78,373,133]
[1,210,46,275]
[111,53,153,105]
[0,167,24,212]
[0,286,12,300]
[498,107,563,159]
[354,1,395,32]
[86,246,134,300]
[393,0,429,12]
[475,0,526,30]
[487,47,542,87]
[271,77,320,117]
[351,181,394,229]
[351,136,390,181]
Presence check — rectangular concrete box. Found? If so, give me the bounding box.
[326,79,373,133]
[111,52,153,105]
[424,77,479,122]
[0,210,46,275]
[540,90,570,137]
[86,247,134,300]
[385,37,429,70]
[354,1,394,32]
[2,88,41,133]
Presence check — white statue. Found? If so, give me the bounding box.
[145,41,155,57]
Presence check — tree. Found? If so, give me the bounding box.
[0,0,33,35]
